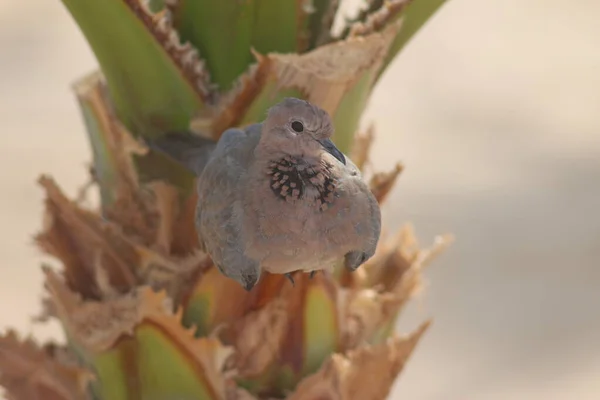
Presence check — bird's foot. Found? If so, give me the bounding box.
[285,273,295,286]
[309,270,317,279]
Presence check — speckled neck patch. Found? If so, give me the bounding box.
[267,155,338,210]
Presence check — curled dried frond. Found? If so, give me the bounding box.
[363,224,453,294]
[182,267,253,338]
[36,168,205,303]
[43,266,142,352]
[288,321,430,400]
[192,273,340,395]
[276,273,339,377]
[369,162,404,203]
[350,123,376,171]
[339,288,403,350]
[36,176,138,298]
[146,181,179,253]
[0,331,93,400]
[264,31,394,116]
[43,266,235,396]
[170,190,201,255]
[390,232,453,304]
[230,298,289,377]
[337,224,449,350]
[208,26,398,134]
[134,246,210,304]
[74,72,159,244]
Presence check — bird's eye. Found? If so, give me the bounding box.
[291,121,304,133]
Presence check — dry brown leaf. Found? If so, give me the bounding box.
[43,266,140,352]
[133,288,236,400]
[361,224,417,290]
[363,224,453,296]
[198,57,272,137]
[263,30,395,117]
[203,272,340,389]
[208,25,398,135]
[338,226,442,349]
[339,288,403,350]
[349,124,376,172]
[145,181,179,253]
[0,331,93,400]
[93,256,119,299]
[369,162,404,203]
[170,189,201,255]
[74,73,160,246]
[390,232,453,304]
[184,268,309,341]
[135,246,209,304]
[36,176,138,298]
[36,174,202,303]
[230,298,289,377]
[277,272,340,376]
[185,266,253,334]
[42,267,234,398]
[287,321,430,400]
[33,294,57,323]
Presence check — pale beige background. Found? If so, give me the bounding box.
[1,0,599,399]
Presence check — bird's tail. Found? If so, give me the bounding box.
[144,131,217,176]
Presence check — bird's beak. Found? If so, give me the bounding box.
[318,138,346,165]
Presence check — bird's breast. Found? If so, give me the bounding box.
[265,155,339,211]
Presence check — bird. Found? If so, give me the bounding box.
[145,97,381,291]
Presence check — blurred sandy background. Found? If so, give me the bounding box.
[1,0,599,399]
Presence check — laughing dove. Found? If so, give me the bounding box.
[146,98,381,291]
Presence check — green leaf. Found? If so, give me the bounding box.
[136,325,219,400]
[73,72,196,205]
[75,75,120,206]
[169,0,311,91]
[170,0,254,91]
[251,0,309,54]
[302,281,338,375]
[331,70,376,154]
[231,275,339,397]
[339,0,447,84]
[61,0,210,137]
[92,342,135,400]
[181,267,250,337]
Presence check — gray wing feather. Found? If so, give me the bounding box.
[144,131,216,176]
[196,124,262,278]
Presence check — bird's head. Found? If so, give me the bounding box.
[260,98,346,165]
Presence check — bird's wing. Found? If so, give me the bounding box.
[143,131,217,176]
[336,155,382,256]
[196,124,262,268]
[209,123,262,169]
